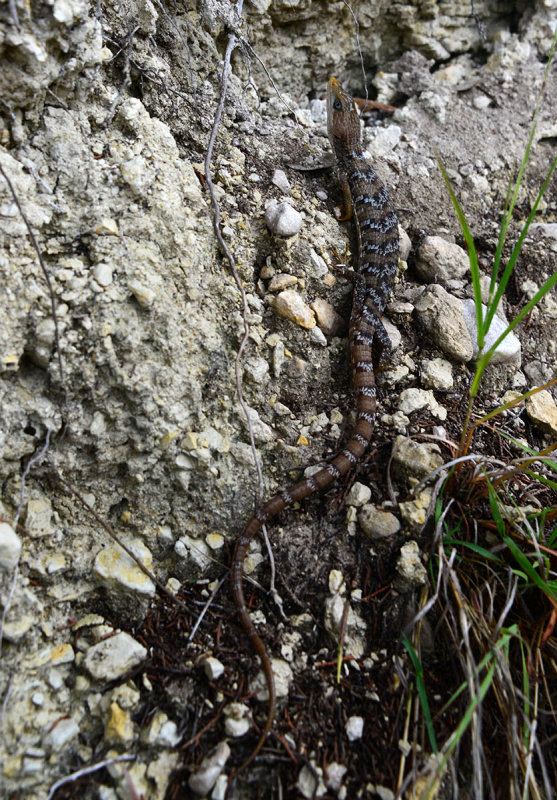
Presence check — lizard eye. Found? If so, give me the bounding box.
[333,99,342,110]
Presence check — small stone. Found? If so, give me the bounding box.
[345,715,364,741]
[414,285,473,362]
[105,702,135,745]
[397,388,447,421]
[461,299,521,364]
[84,631,147,681]
[346,482,371,507]
[392,436,443,479]
[359,507,401,541]
[421,357,453,390]
[416,236,470,282]
[329,569,345,594]
[0,523,21,571]
[25,498,55,537]
[326,762,347,791]
[526,389,557,436]
[297,764,327,798]
[93,263,113,287]
[273,290,316,329]
[188,742,230,796]
[324,594,366,659]
[252,659,293,702]
[268,273,297,291]
[310,326,327,346]
[399,488,433,529]
[94,539,156,598]
[128,278,156,308]
[120,155,148,191]
[223,703,250,737]
[202,656,225,680]
[265,200,303,237]
[224,716,250,738]
[141,710,180,747]
[272,168,291,193]
[383,318,402,350]
[395,541,427,588]
[94,218,119,235]
[205,533,224,550]
[1,615,33,642]
[43,717,80,752]
[50,643,75,666]
[310,298,345,336]
[244,355,270,383]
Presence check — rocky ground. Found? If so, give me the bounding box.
[0,1,556,798]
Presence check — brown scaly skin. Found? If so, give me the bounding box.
[231,76,399,770]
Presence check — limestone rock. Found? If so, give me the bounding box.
[273,290,316,329]
[0,523,21,571]
[84,632,147,682]
[414,285,473,363]
[395,541,428,589]
[461,299,521,364]
[526,389,557,437]
[359,507,401,541]
[421,357,454,390]
[392,436,444,480]
[416,236,470,282]
[265,200,303,237]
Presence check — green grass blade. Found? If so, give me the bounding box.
[402,634,439,753]
[484,156,557,334]
[443,538,501,562]
[437,155,484,349]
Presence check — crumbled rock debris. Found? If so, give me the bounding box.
[1,1,556,797]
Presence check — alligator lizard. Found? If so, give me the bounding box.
[231,76,399,769]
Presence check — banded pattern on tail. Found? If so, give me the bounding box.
[231,76,399,770]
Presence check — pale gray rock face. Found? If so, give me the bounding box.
[83,632,147,682]
[416,236,470,282]
[461,299,521,365]
[265,200,303,236]
[414,284,474,362]
[1,0,556,795]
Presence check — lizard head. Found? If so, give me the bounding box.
[327,77,361,150]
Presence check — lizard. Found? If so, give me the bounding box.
[231,76,399,770]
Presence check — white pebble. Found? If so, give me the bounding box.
[346,482,371,507]
[202,656,225,680]
[265,200,303,237]
[0,522,21,571]
[93,263,113,287]
[188,742,230,796]
[345,715,364,741]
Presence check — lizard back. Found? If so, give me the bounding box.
[230,76,399,771]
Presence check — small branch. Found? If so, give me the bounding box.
[46,755,135,800]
